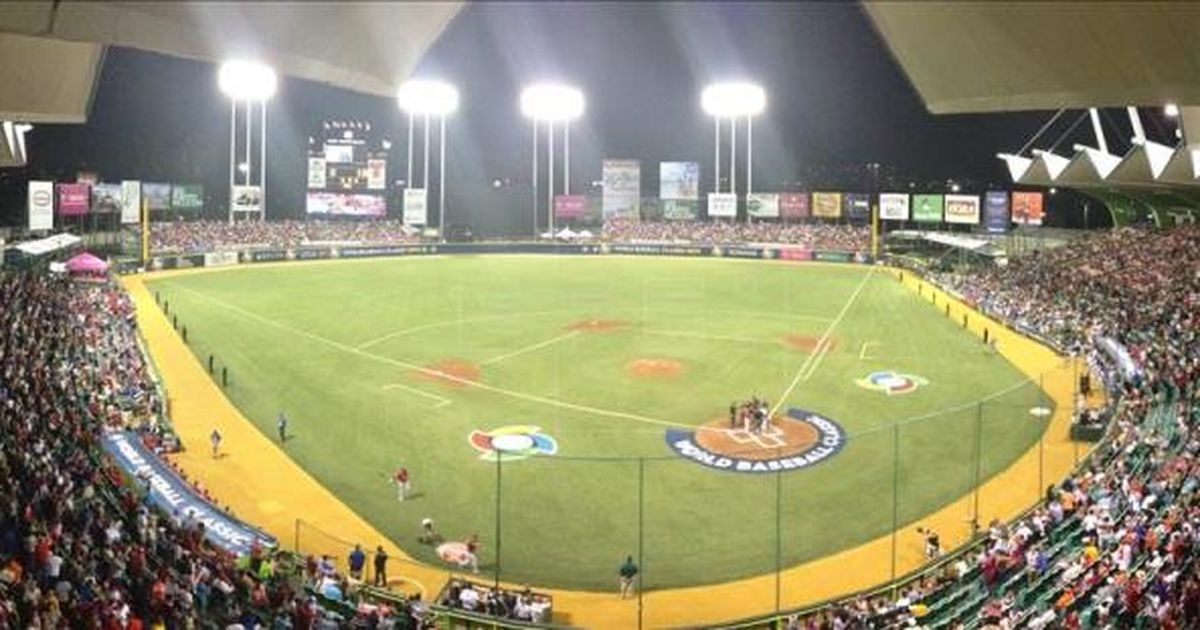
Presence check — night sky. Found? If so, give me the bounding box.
[2,2,1123,233]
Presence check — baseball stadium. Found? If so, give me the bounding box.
[0,2,1197,629]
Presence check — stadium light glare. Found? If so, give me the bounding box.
[701,82,766,118]
[1165,103,1180,117]
[519,84,585,122]
[217,60,278,101]
[397,79,459,116]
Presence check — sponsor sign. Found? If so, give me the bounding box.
[778,248,813,261]
[779,193,810,219]
[91,183,123,214]
[144,183,172,211]
[554,195,588,221]
[249,249,288,262]
[811,192,842,218]
[602,159,640,218]
[659,162,700,200]
[944,194,980,225]
[719,246,767,259]
[1011,191,1044,225]
[171,184,204,212]
[367,159,387,190]
[664,408,846,474]
[661,199,699,221]
[912,194,944,223]
[307,157,327,189]
[403,188,427,226]
[856,371,928,395]
[609,243,707,256]
[56,183,90,216]
[294,247,332,260]
[340,245,437,258]
[984,191,1010,233]
[879,193,910,221]
[231,185,262,213]
[813,251,854,262]
[305,192,386,217]
[747,193,780,218]
[707,192,737,218]
[27,181,54,230]
[843,193,871,221]
[101,431,276,555]
[469,426,558,462]
[121,180,142,225]
[203,251,239,267]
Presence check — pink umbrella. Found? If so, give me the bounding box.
[65,252,109,274]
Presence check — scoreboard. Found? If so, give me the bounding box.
[306,120,389,216]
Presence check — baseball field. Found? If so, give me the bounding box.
[146,255,1050,592]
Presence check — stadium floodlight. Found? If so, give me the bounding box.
[219,60,277,225]
[218,60,278,102]
[520,83,585,122]
[396,79,459,117]
[702,82,767,216]
[397,80,459,241]
[520,83,586,237]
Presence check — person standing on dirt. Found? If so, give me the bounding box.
[618,555,639,599]
[210,428,222,458]
[373,545,389,586]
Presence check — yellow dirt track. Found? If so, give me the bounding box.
[122,261,1092,629]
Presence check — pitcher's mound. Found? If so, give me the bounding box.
[414,359,481,389]
[567,319,629,333]
[626,358,685,379]
[781,335,838,353]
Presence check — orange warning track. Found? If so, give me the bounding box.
[122,262,1092,629]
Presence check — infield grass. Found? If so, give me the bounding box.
[148,256,1049,590]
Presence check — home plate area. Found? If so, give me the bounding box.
[695,417,818,460]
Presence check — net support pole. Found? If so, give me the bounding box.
[973,403,983,526]
[141,197,149,265]
[637,457,645,630]
[774,464,782,615]
[890,421,899,584]
[494,453,502,591]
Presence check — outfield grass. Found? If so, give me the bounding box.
[148,256,1049,590]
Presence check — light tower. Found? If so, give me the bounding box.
[701,82,766,223]
[397,80,459,238]
[218,60,277,223]
[520,83,585,237]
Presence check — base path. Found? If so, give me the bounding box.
[122,262,1090,629]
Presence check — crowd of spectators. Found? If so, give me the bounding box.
[147,220,424,254]
[601,218,870,250]
[437,579,551,624]
[0,272,433,628]
[785,226,1199,628]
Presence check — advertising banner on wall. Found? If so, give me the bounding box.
[307,157,326,189]
[661,199,698,220]
[403,188,427,226]
[747,193,780,218]
[707,192,737,218]
[843,193,871,221]
[1011,191,1045,225]
[879,193,909,220]
[554,195,588,221]
[56,183,90,216]
[912,194,944,223]
[27,181,54,230]
[602,159,640,219]
[811,192,842,218]
[91,183,123,214]
[367,159,386,190]
[779,193,810,219]
[144,183,172,211]
[121,180,142,225]
[304,192,387,217]
[659,161,700,201]
[171,184,204,212]
[984,191,1011,233]
[944,194,981,224]
[231,185,262,213]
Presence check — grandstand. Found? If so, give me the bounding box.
[1,2,1198,629]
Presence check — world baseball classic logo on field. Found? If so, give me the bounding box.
[664,409,846,474]
[468,425,558,461]
[855,370,929,395]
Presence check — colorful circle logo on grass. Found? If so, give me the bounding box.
[468,425,558,461]
[856,371,929,395]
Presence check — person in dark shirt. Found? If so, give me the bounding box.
[618,555,638,599]
[373,546,389,586]
[348,545,366,581]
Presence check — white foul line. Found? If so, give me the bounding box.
[480,330,580,366]
[770,269,875,417]
[163,282,687,430]
[381,383,453,408]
